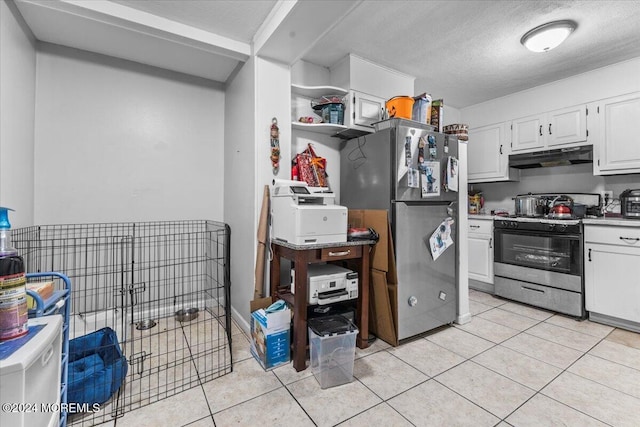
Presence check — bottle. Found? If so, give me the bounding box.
[0,207,28,341]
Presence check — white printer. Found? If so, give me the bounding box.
[271,181,347,245]
[291,264,358,305]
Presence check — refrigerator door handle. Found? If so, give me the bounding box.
[447,201,457,217]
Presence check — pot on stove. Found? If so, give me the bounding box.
[514,193,546,217]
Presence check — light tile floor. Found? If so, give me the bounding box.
[111,290,640,426]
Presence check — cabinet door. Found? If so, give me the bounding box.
[547,105,587,147]
[585,243,640,323]
[468,234,493,284]
[350,90,384,128]
[512,114,544,152]
[468,122,514,182]
[594,92,640,174]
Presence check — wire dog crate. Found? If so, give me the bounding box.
[13,220,232,426]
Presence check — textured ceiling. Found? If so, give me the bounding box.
[19,0,640,108]
[302,0,640,108]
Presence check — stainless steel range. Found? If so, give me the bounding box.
[493,193,601,318]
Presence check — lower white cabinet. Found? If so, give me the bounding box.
[584,224,640,330]
[468,218,494,292]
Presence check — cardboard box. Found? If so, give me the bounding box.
[26,281,54,309]
[250,307,291,370]
[430,99,444,133]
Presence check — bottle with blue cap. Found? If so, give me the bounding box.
[0,207,28,341]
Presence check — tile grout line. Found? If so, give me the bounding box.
[498,332,618,426]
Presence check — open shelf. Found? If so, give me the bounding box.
[291,84,348,99]
[292,121,349,136]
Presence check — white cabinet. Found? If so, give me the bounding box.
[468,218,494,293]
[584,224,640,331]
[330,54,414,101]
[592,92,640,175]
[511,105,587,152]
[512,114,544,152]
[548,105,588,147]
[468,122,519,183]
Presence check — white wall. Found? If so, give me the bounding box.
[462,57,640,207]
[224,57,256,331]
[462,57,640,127]
[224,56,291,332]
[0,0,37,228]
[33,43,225,224]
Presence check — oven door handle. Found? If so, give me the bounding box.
[494,230,581,240]
[522,286,545,294]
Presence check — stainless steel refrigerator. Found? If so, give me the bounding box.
[340,118,458,341]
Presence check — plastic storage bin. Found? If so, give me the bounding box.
[0,316,62,427]
[308,315,358,389]
[314,102,345,124]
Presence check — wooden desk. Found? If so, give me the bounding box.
[270,239,375,372]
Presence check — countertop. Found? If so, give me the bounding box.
[469,214,640,227]
[582,217,640,227]
[467,214,494,221]
[270,239,377,250]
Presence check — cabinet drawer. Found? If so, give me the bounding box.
[320,245,361,261]
[585,225,640,246]
[469,219,493,235]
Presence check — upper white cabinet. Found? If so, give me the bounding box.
[330,54,414,101]
[592,92,640,175]
[468,122,519,183]
[511,105,588,152]
[511,114,544,152]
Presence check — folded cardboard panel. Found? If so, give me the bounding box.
[347,210,389,272]
[370,269,396,346]
[348,209,399,346]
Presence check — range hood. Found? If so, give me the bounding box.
[509,145,593,169]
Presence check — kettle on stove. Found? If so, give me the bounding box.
[549,195,574,218]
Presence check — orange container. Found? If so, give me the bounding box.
[386,96,415,120]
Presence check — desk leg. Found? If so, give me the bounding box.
[270,245,281,302]
[356,246,370,349]
[292,251,308,372]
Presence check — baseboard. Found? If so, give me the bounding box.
[456,311,472,325]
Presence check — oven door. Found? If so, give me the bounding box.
[494,228,582,277]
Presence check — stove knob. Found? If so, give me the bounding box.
[510,221,519,229]
[559,224,568,231]
[547,223,556,231]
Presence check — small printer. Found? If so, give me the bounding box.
[291,264,358,305]
[271,180,347,245]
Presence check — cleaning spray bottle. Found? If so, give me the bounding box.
[0,207,28,341]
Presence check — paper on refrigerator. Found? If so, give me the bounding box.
[421,161,440,198]
[429,218,454,261]
[446,156,459,192]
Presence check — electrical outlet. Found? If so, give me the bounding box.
[601,190,614,204]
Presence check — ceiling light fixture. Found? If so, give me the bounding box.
[521,20,577,53]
